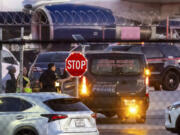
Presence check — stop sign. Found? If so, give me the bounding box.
[65,52,88,77]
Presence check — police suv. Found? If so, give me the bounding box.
[105,44,180,91]
[77,52,150,123]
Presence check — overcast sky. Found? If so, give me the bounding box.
[0,0,23,11]
[0,0,40,11]
[0,0,111,11]
[0,0,70,11]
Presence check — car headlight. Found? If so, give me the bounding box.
[80,76,89,96]
[168,104,180,110]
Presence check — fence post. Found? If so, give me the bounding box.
[76,77,79,98]
[0,28,2,93]
[19,27,24,93]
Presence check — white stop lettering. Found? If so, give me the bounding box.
[67,60,86,70]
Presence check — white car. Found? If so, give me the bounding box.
[165,101,180,133]
[0,92,99,135]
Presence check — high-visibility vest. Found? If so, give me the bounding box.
[24,87,32,93]
[16,76,32,93]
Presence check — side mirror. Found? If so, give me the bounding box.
[168,56,174,59]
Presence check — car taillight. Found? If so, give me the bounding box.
[79,76,89,96]
[145,77,149,87]
[144,68,151,77]
[145,93,149,97]
[91,113,97,119]
[41,114,68,122]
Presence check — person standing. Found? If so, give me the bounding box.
[39,63,58,92]
[2,66,17,93]
[16,67,32,93]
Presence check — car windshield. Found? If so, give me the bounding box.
[36,53,69,63]
[44,98,90,112]
[105,46,131,51]
[91,58,142,76]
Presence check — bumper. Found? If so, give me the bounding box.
[55,131,99,135]
[165,109,177,129]
[81,96,149,113]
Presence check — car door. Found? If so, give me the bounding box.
[141,46,165,75]
[0,97,31,135]
[160,45,180,67]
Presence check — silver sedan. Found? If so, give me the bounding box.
[0,92,99,135]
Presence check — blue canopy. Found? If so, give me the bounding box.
[45,4,115,26]
[40,4,116,40]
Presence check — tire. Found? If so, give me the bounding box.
[153,83,161,91]
[15,129,37,135]
[176,116,180,134]
[136,116,146,124]
[103,112,116,118]
[117,113,126,123]
[162,71,179,91]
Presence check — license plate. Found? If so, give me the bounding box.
[75,119,85,127]
[93,86,115,93]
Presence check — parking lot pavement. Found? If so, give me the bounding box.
[97,118,164,130]
[97,87,180,135]
[97,117,176,135]
[148,86,180,118]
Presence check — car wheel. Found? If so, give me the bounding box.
[153,83,161,91]
[15,129,37,135]
[136,116,146,123]
[162,71,179,91]
[176,116,180,134]
[103,112,116,118]
[117,113,126,123]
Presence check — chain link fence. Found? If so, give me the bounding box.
[0,3,179,135]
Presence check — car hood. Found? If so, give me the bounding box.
[172,101,180,106]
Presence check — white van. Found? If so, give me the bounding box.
[2,46,19,80]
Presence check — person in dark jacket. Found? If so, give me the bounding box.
[39,63,57,92]
[3,66,17,93]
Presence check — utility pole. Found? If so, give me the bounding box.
[19,27,24,93]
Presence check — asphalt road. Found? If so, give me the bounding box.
[96,87,180,135]
[97,118,176,135]
[99,129,174,135]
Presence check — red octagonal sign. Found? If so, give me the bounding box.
[65,52,88,77]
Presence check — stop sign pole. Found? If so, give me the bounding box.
[65,52,88,98]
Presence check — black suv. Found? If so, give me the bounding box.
[76,52,149,123]
[105,44,180,91]
[29,51,69,92]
